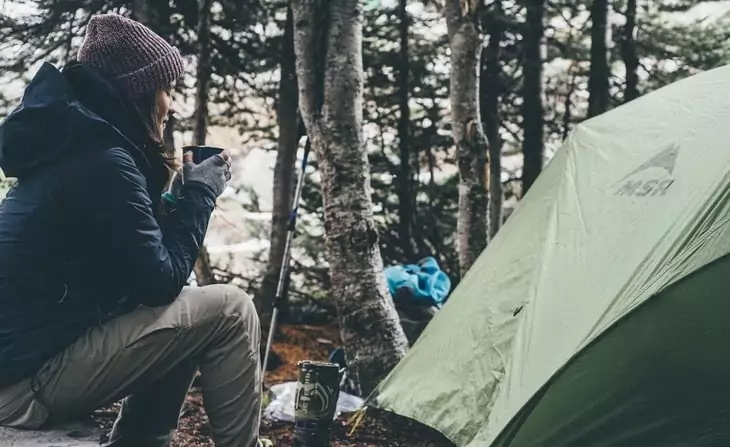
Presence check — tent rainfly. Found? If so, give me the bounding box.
[373,64,730,447]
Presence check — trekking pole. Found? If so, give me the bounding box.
[262,137,311,375]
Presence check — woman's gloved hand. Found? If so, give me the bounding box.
[182,150,232,198]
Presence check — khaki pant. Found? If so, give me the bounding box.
[0,284,262,447]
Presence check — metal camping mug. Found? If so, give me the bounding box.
[292,360,343,447]
[182,145,225,164]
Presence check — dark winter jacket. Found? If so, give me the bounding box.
[0,61,217,388]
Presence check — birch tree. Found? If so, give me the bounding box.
[444,0,489,277]
[291,0,409,395]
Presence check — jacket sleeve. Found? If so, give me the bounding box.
[81,147,216,306]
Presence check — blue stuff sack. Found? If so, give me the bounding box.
[383,256,451,308]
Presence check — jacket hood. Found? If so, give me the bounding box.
[0,61,162,180]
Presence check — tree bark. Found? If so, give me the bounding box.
[254,4,300,327]
[521,0,545,195]
[192,0,216,286]
[481,2,504,240]
[444,0,489,277]
[621,0,639,102]
[397,0,415,262]
[588,0,610,117]
[291,0,409,396]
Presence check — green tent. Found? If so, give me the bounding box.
[374,65,730,446]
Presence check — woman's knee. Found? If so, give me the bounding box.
[204,284,258,321]
[202,285,260,349]
[176,284,259,331]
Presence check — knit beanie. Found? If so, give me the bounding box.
[77,14,185,99]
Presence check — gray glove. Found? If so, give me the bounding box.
[182,154,231,198]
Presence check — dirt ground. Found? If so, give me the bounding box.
[93,324,454,446]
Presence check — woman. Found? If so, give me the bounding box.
[0,14,267,447]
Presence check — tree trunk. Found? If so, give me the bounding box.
[521,0,545,195]
[588,0,610,117]
[397,0,415,261]
[481,2,504,240]
[254,4,300,328]
[425,142,443,260]
[192,0,212,149]
[291,0,409,396]
[444,0,489,277]
[192,0,216,286]
[425,102,444,259]
[621,0,639,102]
